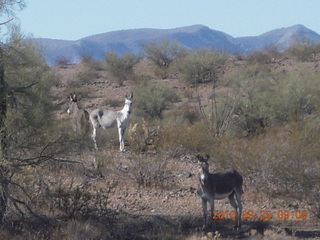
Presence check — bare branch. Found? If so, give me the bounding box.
[8,195,37,217]
[12,81,37,92]
[0,18,13,25]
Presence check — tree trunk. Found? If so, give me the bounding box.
[0,46,8,223]
[0,46,6,158]
[0,178,8,223]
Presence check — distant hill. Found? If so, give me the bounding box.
[236,24,320,52]
[31,24,320,65]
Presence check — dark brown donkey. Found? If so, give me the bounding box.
[197,154,243,230]
[67,93,90,135]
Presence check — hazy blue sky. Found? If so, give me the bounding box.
[12,0,320,40]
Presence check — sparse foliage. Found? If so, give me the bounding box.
[0,0,25,18]
[0,24,61,223]
[128,154,171,188]
[104,51,139,82]
[286,39,320,61]
[246,45,281,64]
[133,80,179,118]
[144,39,185,78]
[56,56,71,66]
[176,48,226,84]
[233,68,320,136]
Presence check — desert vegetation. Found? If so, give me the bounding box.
[0,2,319,239]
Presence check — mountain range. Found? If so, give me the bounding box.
[32,24,320,65]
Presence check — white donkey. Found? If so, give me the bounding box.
[67,93,90,135]
[89,92,133,151]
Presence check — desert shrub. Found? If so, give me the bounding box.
[164,103,199,124]
[76,65,100,85]
[233,67,320,136]
[180,69,243,139]
[144,39,186,78]
[80,54,105,71]
[0,26,99,223]
[65,86,91,102]
[246,45,281,64]
[62,219,112,240]
[158,119,215,156]
[127,154,172,188]
[282,71,320,117]
[133,80,180,119]
[74,55,105,87]
[49,182,115,219]
[4,28,58,153]
[127,119,150,152]
[286,40,320,61]
[102,97,123,108]
[176,48,226,84]
[214,119,320,202]
[104,51,139,82]
[56,56,71,67]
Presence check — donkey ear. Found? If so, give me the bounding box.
[196,154,210,163]
[125,92,133,100]
[196,154,205,162]
[126,92,133,99]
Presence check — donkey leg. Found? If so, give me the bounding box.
[91,127,98,149]
[201,198,208,230]
[228,193,240,230]
[209,199,216,230]
[118,127,125,152]
[235,191,243,229]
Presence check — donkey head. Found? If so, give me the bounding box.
[196,154,210,184]
[124,92,133,114]
[67,93,78,114]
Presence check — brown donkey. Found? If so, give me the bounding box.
[197,154,243,230]
[67,93,90,135]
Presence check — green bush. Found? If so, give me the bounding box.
[232,66,320,136]
[157,119,215,156]
[144,39,176,67]
[213,118,320,201]
[0,25,71,223]
[104,51,139,82]
[56,56,71,67]
[286,40,320,61]
[127,153,171,188]
[176,48,226,84]
[144,39,186,78]
[246,45,281,64]
[133,81,179,119]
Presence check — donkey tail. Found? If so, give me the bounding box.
[233,170,244,194]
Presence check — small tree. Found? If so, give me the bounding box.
[133,80,179,119]
[0,24,60,222]
[104,51,139,83]
[286,39,320,61]
[144,39,185,78]
[176,48,226,84]
[246,45,281,64]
